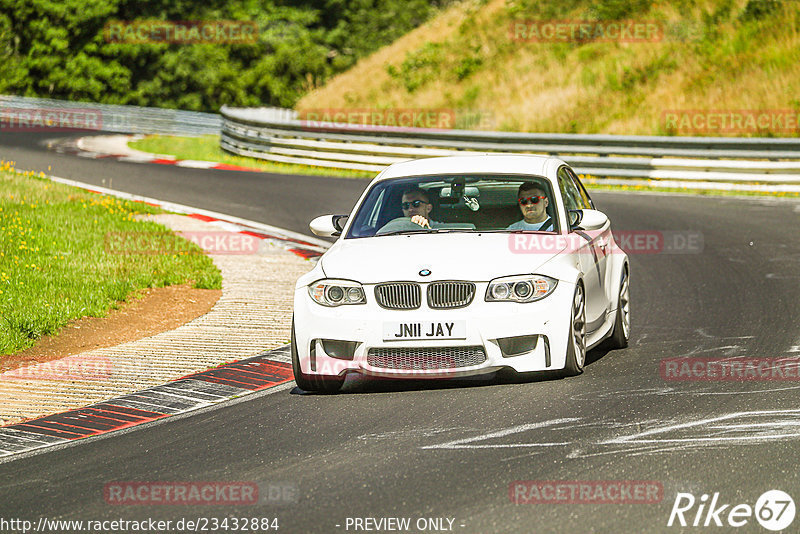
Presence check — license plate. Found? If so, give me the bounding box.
[382,321,466,341]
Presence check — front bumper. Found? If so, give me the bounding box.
[293,281,575,379]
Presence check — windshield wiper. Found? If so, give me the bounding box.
[484,229,556,233]
[380,228,473,236]
[379,229,431,236]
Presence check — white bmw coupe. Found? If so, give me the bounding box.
[292,155,630,393]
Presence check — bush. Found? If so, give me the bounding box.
[0,0,446,110]
[386,41,445,92]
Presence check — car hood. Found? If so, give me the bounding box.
[320,233,568,284]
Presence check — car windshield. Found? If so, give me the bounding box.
[345,174,559,239]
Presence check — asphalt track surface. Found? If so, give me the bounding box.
[2,133,800,533]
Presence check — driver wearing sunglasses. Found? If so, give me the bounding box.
[506,181,553,231]
[400,187,440,229]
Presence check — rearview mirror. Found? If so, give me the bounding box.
[439,186,480,198]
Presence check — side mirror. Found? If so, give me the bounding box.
[568,210,583,228]
[332,215,348,232]
[569,209,609,231]
[310,214,348,237]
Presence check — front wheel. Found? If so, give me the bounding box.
[291,320,344,394]
[563,283,586,376]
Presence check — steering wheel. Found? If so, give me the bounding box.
[376,217,429,235]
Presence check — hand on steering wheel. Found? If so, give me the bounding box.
[410,215,431,229]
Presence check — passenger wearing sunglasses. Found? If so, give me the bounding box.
[506,182,553,231]
[400,187,440,229]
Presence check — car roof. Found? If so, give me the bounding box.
[376,154,565,181]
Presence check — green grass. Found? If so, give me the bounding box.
[0,164,222,356]
[129,135,375,179]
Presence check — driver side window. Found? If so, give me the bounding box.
[366,189,385,228]
[557,167,581,211]
[566,168,593,209]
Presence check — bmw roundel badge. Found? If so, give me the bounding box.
[419,269,431,276]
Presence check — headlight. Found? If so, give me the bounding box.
[308,279,366,307]
[485,275,558,303]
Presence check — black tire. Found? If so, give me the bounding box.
[291,320,344,394]
[563,283,586,376]
[604,266,630,350]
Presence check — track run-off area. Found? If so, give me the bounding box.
[1,132,800,533]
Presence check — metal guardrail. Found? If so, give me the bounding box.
[3,96,798,187]
[220,106,800,184]
[0,95,220,136]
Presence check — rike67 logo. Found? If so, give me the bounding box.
[668,490,795,531]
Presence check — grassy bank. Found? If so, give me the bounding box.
[128,135,374,179]
[297,0,800,136]
[0,164,222,356]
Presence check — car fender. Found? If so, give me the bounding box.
[295,261,327,290]
[533,249,583,286]
[604,243,629,311]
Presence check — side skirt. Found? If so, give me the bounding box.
[586,311,615,350]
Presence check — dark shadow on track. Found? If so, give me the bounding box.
[288,348,617,395]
